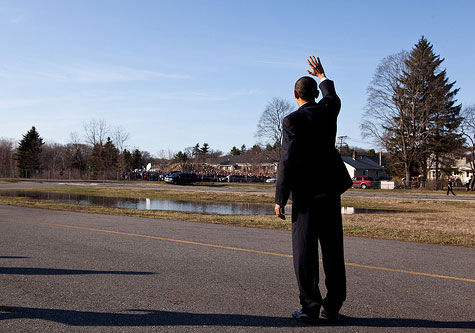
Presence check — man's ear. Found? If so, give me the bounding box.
[294,90,299,99]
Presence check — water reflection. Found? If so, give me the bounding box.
[0,190,390,215]
[341,207,388,214]
[342,206,355,215]
[0,191,276,215]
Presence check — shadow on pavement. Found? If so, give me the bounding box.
[0,306,300,327]
[0,306,473,329]
[0,256,30,259]
[0,267,155,275]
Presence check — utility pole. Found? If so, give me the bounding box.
[337,136,347,153]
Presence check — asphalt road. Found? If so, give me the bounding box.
[0,204,474,332]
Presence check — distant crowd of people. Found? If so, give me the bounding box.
[122,170,276,183]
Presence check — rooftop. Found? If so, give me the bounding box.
[342,155,386,170]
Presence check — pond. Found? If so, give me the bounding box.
[0,190,390,215]
[0,190,276,215]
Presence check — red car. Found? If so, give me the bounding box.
[352,176,375,189]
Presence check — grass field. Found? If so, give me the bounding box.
[0,180,19,184]
[0,185,474,247]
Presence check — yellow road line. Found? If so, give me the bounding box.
[343,262,475,283]
[38,222,293,258]
[6,219,475,283]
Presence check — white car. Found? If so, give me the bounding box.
[265,177,277,183]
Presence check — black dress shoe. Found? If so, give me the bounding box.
[320,308,339,322]
[292,310,318,324]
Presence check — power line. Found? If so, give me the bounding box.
[346,137,369,145]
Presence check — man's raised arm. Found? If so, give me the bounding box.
[307,56,340,106]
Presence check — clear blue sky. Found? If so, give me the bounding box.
[1,0,474,155]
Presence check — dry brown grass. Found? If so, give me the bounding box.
[341,197,475,246]
[0,180,19,184]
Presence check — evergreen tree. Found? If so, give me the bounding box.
[71,146,87,172]
[394,37,463,186]
[15,126,44,178]
[230,146,241,156]
[193,143,201,156]
[173,151,189,163]
[122,149,132,170]
[88,144,104,177]
[131,149,143,170]
[173,151,189,172]
[103,137,120,171]
[200,143,209,154]
[87,138,120,179]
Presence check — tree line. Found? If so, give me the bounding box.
[0,122,278,180]
[6,123,154,180]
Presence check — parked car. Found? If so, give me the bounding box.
[199,174,218,182]
[164,172,198,185]
[159,170,180,181]
[265,177,277,183]
[226,175,246,183]
[352,176,375,189]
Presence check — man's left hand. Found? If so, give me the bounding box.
[275,204,286,220]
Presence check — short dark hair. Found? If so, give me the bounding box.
[294,76,319,101]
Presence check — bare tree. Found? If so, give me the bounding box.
[361,51,415,181]
[111,126,130,175]
[112,126,130,153]
[0,138,16,177]
[157,149,177,160]
[461,104,475,189]
[361,51,408,141]
[41,143,64,175]
[69,131,81,145]
[83,119,109,146]
[256,97,293,161]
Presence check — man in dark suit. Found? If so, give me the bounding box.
[275,56,351,323]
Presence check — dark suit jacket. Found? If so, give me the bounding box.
[275,79,352,207]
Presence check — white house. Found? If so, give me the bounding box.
[427,151,474,185]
